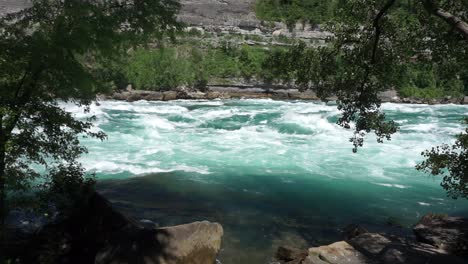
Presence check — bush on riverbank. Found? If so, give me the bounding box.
[396,63,465,99]
[123,44,277,91]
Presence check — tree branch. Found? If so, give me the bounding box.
[356,0,396,107]
[371,0,396,63]
[423,0,468,39]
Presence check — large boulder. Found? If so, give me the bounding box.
[413,214,468,255]
[96,221,223,264]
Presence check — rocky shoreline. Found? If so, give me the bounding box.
[275,214,468,264]
[6,193,468,264]
[102,86,468,105]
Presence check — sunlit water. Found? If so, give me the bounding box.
[66,99,468,263]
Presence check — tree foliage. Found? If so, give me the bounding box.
[417,118,468,198]
[263,0,468,196]
[0,0,180,231]
[124,43,272,90]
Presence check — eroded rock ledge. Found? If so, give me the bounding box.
[275,214,468,264]
[103,87,468,105]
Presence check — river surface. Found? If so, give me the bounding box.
[66,99,468,263]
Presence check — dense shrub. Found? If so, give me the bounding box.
[124,44,270,91]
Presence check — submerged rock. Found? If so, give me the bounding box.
[342,224,369,240]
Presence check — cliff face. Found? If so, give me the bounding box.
[0,0,329,41]
[179,0,259,28]
[0,0,257,24]
[0,0,30,15]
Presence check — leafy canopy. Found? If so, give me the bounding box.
[0,0,181,222]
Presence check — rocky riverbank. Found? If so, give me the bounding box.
[102,86,468,105]
[274,214,468,264]
[6,192,467,264]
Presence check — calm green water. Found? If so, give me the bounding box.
[67,99,468,263]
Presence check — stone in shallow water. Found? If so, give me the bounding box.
[303,241,371,264]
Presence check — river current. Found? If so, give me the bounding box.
[66,99,468,263]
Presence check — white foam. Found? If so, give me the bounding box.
[139,114,175,130]
[375,183,409,189]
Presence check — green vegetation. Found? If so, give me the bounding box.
[255,0,337,27]
[417,117,468,199]
[0,0,180,252]
[123,43,280,91]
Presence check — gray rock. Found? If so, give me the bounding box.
[162,91,178,101]
[303,241,371,264]
[96,221,224,264]
[463,96,468,104]
[413,214,468,255]
[349,233,392,256]
[276,246,307,263]
[378,90,400,103]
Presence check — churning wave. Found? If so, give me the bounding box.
[62,99,467,184]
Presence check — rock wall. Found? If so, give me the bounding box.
[0,0,330,41]
[0,0,30,16]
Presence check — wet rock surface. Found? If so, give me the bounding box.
[413,214,468,255]
[276,215,468,264]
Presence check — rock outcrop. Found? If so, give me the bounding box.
[0,0,330,44]
[276,215,468,264]
[6,192,223,264]
[102,86,321,102]
[413,214,468,255]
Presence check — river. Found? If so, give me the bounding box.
[65,99,468,263]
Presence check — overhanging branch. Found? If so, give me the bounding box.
[423,0,468,39]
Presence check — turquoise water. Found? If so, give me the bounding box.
[66,99,468,263]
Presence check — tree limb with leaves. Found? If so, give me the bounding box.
[263,0,468,196]
[0,0,181,251]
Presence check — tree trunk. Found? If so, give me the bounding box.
[0,138,5,227]
[424,0,468,39]
[0,114,5,263]
[0,113,4,223]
